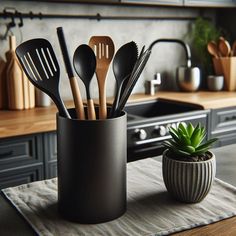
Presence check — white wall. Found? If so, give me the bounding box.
[0,1,215,100]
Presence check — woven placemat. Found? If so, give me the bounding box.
[2,158,236,236]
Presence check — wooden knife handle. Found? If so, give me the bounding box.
[87,99,96,120]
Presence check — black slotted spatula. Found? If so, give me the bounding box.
[15,38,71,118]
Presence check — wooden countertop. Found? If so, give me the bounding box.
[1,91,236,139]
[0,101,75,139]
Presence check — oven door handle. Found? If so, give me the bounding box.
[131,144,164,154]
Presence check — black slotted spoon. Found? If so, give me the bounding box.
[15,38,71,118]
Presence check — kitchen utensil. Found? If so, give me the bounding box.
[218,37,231,57]
[231,41,236,56]
[109,41,138,118]
[207,41,220,58]
[57,27,85,120]
[89,36,114,119]
[15,38,71,118]
[6,35,24,110]
[113,46,151,118]
[0,57,7,109]
[73,44,96,120]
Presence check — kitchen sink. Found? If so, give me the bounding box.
[121,98,208,162]
[124,98,203,119]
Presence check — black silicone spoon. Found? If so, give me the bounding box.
[109,41,138,118]
[73,44,96,120]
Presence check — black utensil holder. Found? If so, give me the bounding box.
[56,109,127,223]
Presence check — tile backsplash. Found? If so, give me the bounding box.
[0,1,215,100]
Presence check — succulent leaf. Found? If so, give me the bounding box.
[179,133,191,146]
[169,129,180,143]
[187,123,194,137]
[181,145,195,153]
[190,124,202,147]
[178,123,188,136]
[195,138,218,151]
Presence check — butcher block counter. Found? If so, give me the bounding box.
[1,91,236,138]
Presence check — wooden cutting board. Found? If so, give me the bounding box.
[6,35,24,110]
[0,57,7,109]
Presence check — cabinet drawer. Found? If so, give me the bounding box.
[211,107,236,135]
[0,164,43,189]
[211,132,236,147]
[0,135,43,170]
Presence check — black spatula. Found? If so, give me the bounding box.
[15,38,71,118]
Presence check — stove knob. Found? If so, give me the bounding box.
[134,129,147,140]
[154,125,167,136]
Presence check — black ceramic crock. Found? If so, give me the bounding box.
[56,108,127,223]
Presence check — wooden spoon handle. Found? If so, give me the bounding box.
[97,77,107,119]
[70,77,85,120]
[87,99,96,120]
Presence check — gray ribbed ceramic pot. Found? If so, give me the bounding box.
[162,150,216,203]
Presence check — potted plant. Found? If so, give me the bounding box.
[162,122,217,203]
[188,17,222,85]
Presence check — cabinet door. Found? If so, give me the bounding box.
[184,0,236,7]
[121,0,183,6]
[211,107,236,136]
[0,165,43,189]
[44,132,57,179]
[0,135,43,170]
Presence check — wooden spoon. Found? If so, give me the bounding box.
[207,41,220,58]
[218,37,231,57]
[89,36,114,119]
[231,41,236,57]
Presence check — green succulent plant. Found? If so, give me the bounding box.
[163,122,217,161]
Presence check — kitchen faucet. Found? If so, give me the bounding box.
[146,38,200,92]
[145,73,161,95]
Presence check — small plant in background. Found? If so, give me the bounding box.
[189,17,221,75]
[163,122,217,162]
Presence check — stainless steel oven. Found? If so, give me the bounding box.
[124,99,210,162]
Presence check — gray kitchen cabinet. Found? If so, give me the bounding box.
[210,106,236,147]
[121,0,184,6]
[184,0,236,7]
[0,135,44,189]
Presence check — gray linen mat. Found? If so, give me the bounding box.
[2,158,236,236]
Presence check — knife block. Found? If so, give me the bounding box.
[213,57,236,91]
[56,108,127,223]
